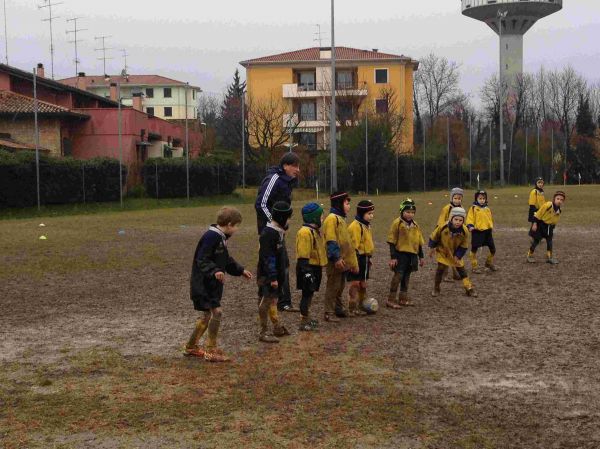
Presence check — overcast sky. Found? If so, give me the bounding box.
[4,0,599,106]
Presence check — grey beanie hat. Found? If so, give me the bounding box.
[450,207,466,219]
[450,187,464,198]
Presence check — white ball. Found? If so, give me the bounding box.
[362,297,378,314]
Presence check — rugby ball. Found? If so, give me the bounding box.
[362,297,379,314]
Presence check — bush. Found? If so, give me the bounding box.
[0,150,127,208]
[142,156,240,198]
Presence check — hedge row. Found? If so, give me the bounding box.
[142,157,240,198]
[0,150,126,208]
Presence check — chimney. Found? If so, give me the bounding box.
[109,83,118,101]
[132,92,143,112]
[372,49,379,53]
[78,72,86,77]
[36,63,45,78]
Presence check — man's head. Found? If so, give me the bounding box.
[357,200,375,223]
[553,191,566,208]
[280,153,300,179]
[475,190,487,206]
[535,177,545,190]
[450,187,464,206]
[450,207,466,228]
[271,201,293,230]
[400,198,416,221]
[302,202,324,227]
[330,191,351,215]
[216,206,243,235]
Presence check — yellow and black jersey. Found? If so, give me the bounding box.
[348,219,375,256]
[534,201,562,226]
[528,188,545,222]
[466,204,493,231]
[323,212,359,269]
[387,218,425,256]
[428,224,469,267]
[296,225,327,267]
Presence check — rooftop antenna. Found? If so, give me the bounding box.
[94,35,113,76]
[3,0,8,64]
[313,23,327,47]
[120,49,128,76]
[66,17,86,77]
[38,0,63,79]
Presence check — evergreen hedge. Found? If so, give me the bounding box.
[0,150,126,208]
[142,156,240,198]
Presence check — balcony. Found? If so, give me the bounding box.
[283,113,328,132]
[283,82,368,99]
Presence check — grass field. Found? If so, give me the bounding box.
[2,185,600,448]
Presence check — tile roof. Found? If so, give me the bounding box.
[241,46,416,66]
[0,90,85,115]
[58,75,201,90]
[0,135,50,152]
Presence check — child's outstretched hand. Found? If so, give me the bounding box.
[531,223,538,232]
[389,259,398,269]
[215,271,225,283]
[242,270,253,280]
[453,256,461,266]
[334,259,347,272]
[270,280,279,289]
[419,258,425,267]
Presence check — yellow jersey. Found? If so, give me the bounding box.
[528,188,545,211]
[296,225,327,267]
[466,204,493,231]
[429,224,469,267]
[387,218,425,255]
[323,212,359,269]
[348,219,375,256]
[534,201,562,226]
[437,203,462,228]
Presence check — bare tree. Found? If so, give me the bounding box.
[246,94,298,153]
[374,86,408,154]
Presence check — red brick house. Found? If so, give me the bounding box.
[0,63,203,186]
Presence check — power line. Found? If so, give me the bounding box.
[94,35,113,76]
[66,17,86,78]
[38,0,63,79]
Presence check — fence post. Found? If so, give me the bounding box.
[155,160,159,199]
[81,162,86,204]
[217,163,220,194]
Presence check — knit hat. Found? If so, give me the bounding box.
[302,202,323,226]
[534,177,544,186]
[357,200,375,217]
[271,201,293,227]
[450,207,466,220]
[330,191,350,211]
[553,190,566,200]
[399,198,416,214]
[450,187,464,199]
[474,190,488,202]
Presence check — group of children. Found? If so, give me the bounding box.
[183,178,566,362]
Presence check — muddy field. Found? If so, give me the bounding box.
[2,187,600,448]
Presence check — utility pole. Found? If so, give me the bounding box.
[33,68,41,210]
[185,83,190,201]
[498,9,507,186]
[38,0,62,79]
[537,124,541,177]
[525,127,528,185]
[447,116,450,189]
[469,116,472,187]
[365,109,368,195]
[94,35,113,76]
[241,93,246,190]
[423,128,426,192]
[489,122,492,186]
[3,0,8,64]
[329,0,337,192]
[66,17,86,77]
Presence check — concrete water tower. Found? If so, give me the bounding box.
[462,0,563,84]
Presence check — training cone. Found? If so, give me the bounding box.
[118,230,126,235]
[428,201,433,205]
[39,235,47,240]
[39,223,46,227]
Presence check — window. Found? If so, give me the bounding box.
[192,90,196,100]
[298,133,317,151]
[299,101,316,121]
[337,101,354,122]
[164,107,173,117]
[298,72,316,91]
[145,88,154,98]
[375,68,388,84]
[146,107,155,116]
[163,87,172,98]
[336,71,353,89]
[375,98,388,114]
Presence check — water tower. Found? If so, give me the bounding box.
[462,0,563,84]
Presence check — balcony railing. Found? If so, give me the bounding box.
[283,82,368,98]
[462,0,562,10]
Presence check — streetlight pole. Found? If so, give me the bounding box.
[33,68,41,211]
[423,128,426,192]
[447,116,450,189]
[537,123,540,177]
[489,122,492,186]
[185,83,190,201]
[498,9,507,186]
[241,93,246,190]
[365,109,368,194]
[469,116,472,187]
[329,0,337,192]
[525,127,528,185]
[117,82,123,208]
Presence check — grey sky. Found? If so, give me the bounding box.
[4,0,599,106]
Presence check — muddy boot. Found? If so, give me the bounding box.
[259,333,279,343]
[273,325,291,337]
[469,252,482,274]
[324,313,340,323]
[299,316,313,332]
[432,269,443,297]
[398,291,415,307]
[547,257,559,265]
[386,291,402,309]
[466,288,478,298]
[462,278,478,297]
[259,298,278,343]
[485,254,498,271]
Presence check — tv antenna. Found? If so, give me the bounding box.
[66,17,86,77]
[38,0,63,79]
[313,24,327,47]
[94,35,113,76]
[120,49,128,76]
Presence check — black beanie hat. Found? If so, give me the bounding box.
[330,191,350,211]
[474,190,487,202]
[271,201,293,227]
[357,200,375,216]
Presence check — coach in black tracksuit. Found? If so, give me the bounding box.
[255,153,300,312]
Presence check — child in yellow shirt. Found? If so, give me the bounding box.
[347,200,375,316]
[437,187,464,282]
[528,177,546,223]
[466,190,498,274]
[527,191,566,264]
[386,199,425,308]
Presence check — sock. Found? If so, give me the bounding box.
[485,253,494,266]
[527,249,534,257]
[186,318,208,349]
[258,298,270,334]
[358,287,366,307]
[462,277,473,291]
[268,302,280,326]
[469,251,478,268]
[348,284,359,311]
[205,315,221,350]
[547,251,552,260]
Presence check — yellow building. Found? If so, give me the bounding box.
[240,46,419,154]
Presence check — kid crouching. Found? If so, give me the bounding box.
[347,200,375,316]
[437,187,464,282]
[466,190,498,273]
[257,201,293,343]
[186,207,253,362]
[429,207,477,298]
[527,191,566,265]
[296,203,327,331]
[387,199,425,308]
